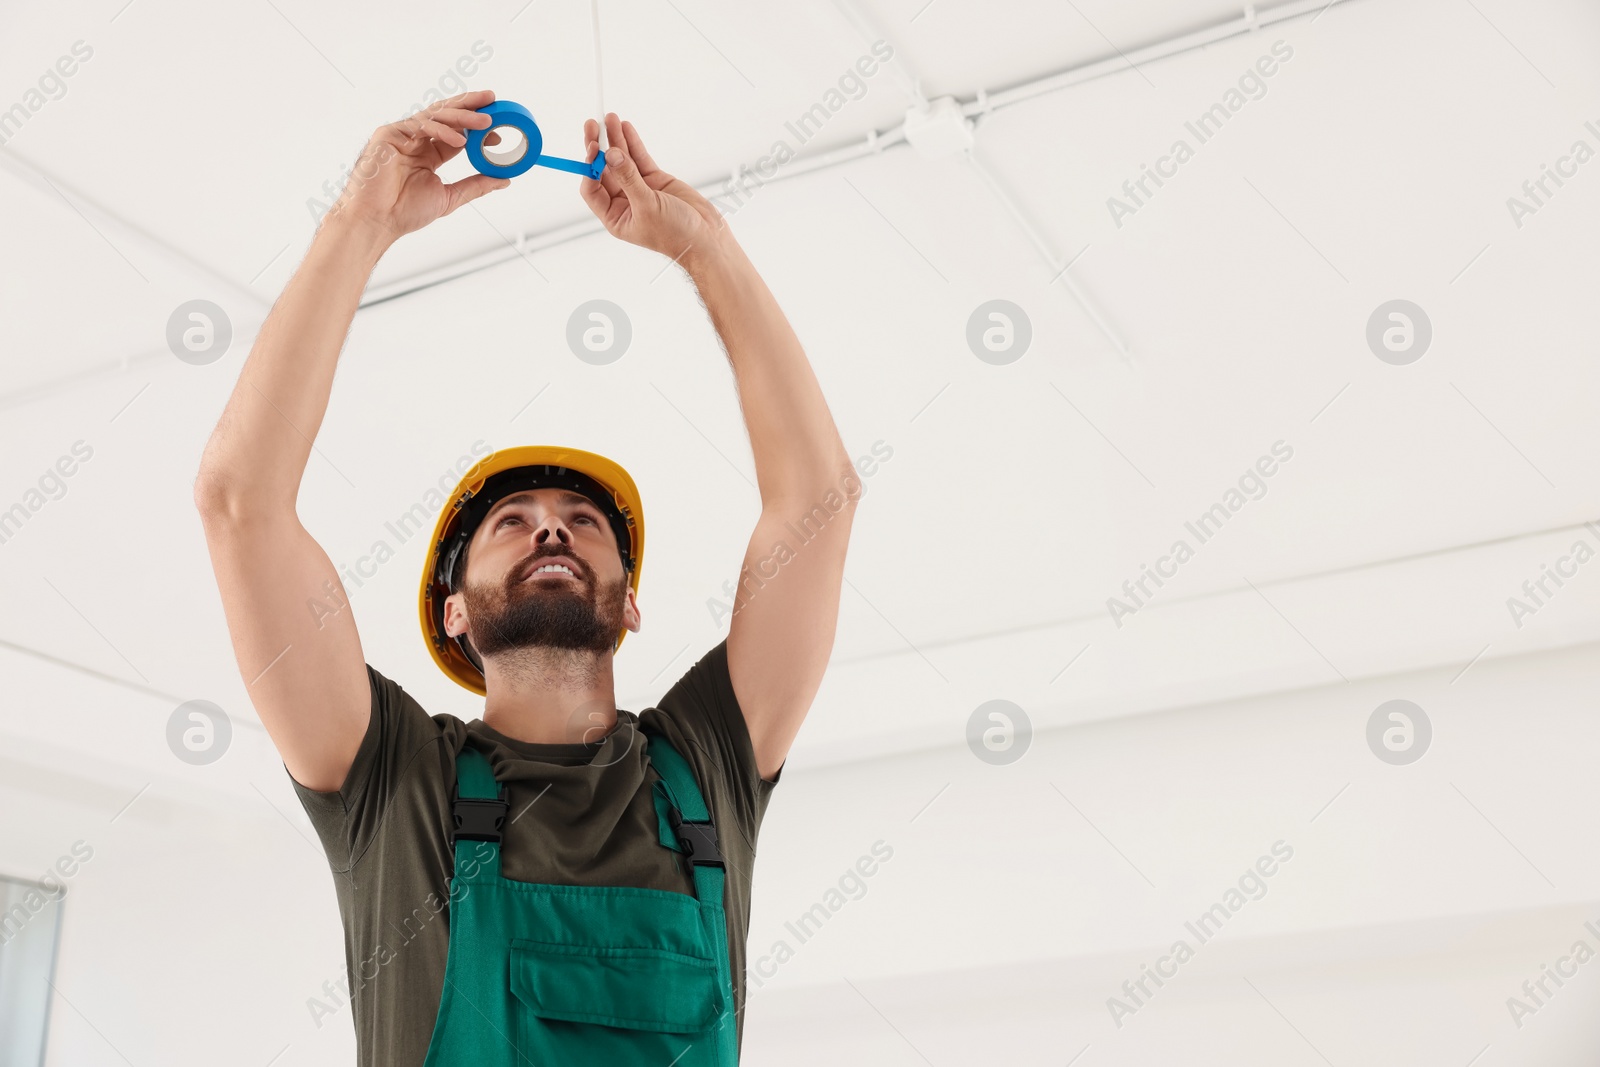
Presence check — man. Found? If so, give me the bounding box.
[193,90,859,1065]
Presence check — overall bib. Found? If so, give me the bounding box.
[421,724,739,1066]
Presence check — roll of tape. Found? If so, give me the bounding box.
[466,100,543,179]
[464,100,607,181]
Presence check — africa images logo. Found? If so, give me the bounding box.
[1105,40,1294,228]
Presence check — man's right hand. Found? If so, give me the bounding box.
[324,89,511,243]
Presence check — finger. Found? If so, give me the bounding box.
[388,114,456,147]
[417,118,468,148]
[592,115,625,195]
[393,99,467,135]
[403,110,493,147]
[604,113,626,161]
[381,125,438,160]
[578,140,613,214]
[381,113,426,146]
[428,89,496,115]
[428,107,495,132]
[619,120,661,174]
[373,124,419,156]
[596,142,626,198]
[392,101,495,149]
[579,129,603,193]
[579,169,614,222]
[602,142,652,208]
[442,173,512,216]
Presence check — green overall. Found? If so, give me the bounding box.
[422,724,738,1066]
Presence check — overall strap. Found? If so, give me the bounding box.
[452,744,509,858]
[456,744,500,800]
[642,726,725,906]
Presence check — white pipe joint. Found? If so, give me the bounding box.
[903,97,975,159]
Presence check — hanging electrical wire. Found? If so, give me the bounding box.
[592,0,606,149]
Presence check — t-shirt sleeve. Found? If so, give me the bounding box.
[652,637,782,832]
[287,662,445,872]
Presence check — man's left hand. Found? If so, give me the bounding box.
[580,113,727,264]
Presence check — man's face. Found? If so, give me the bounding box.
[443,488,638,658]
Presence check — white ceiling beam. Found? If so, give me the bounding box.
[788,516,1600,771]
[975,0,1341,114]
[0,147,274,315]
[0,148,277,411]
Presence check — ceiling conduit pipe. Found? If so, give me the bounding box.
[4,0,1364,408]
[359,0,1360,309]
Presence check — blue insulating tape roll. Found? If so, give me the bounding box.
[464,100,606,181]
[465,100,543,178]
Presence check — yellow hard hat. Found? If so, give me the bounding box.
[418,445,644,696]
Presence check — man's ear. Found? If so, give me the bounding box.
[623,585,642,634]
[443,591,467,638]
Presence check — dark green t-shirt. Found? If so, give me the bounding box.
[289,638,780,1066]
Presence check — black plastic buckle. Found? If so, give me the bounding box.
[453,795,510,843]
[667,807,725,868]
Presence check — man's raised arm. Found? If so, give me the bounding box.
[580,114,858,782]
[192,91,509,791]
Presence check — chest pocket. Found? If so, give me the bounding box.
[500,875,726,1063]
[509,935,725,1064]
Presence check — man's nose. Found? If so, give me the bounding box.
[534,520,571,548]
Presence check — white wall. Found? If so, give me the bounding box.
[5,633,1596,1064]
[744,636,1600,1066]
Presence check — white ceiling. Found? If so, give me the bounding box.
[4,0,1600,1059]
[5,0,1600,732]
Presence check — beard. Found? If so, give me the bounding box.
[459,560,626,659]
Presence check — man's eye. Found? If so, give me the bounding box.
[498,514,594,528]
